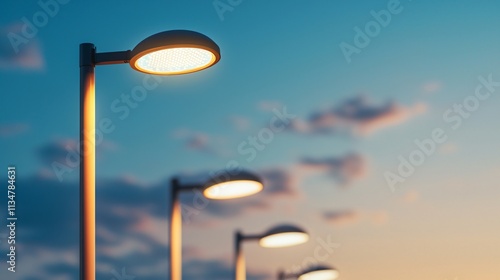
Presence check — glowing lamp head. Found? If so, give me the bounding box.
[130,30,220,75]
[203,171,263,200]
[259,225,309,248]
[298,265,339,280]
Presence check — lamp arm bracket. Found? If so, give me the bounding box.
[95,50,131,65]
[241,234,261,241]
[171,177,205,193]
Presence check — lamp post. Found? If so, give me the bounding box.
[170,171,264,280]
[277,265,339,280]
[79,30,221,280]
[234,225,309,280]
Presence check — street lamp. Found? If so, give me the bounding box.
[170,170,264,280]
[79,30,221,280]
[277,265,339,280]
[235,225,309,280]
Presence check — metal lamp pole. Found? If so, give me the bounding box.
[168,179,205,280]
[79,30,221,280]
[79,43,96,280]
[234,231,260,280]
[169,171,264,280]
[233,225,309,280]
[79,43,132,280]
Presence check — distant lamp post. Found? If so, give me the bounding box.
[278,265,339,280]
[170,170,263,280]
[79,30,220,280]
[235,225,309,280]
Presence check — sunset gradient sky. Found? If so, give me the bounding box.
[1,1,500,280]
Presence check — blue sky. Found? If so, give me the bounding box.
[1,0,500,279]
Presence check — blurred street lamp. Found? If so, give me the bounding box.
[170,171,263,280]
[235,225,309,280]
[79,30,220,280]
[277,265,339,280]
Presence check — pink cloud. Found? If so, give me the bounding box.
[0,123,29,137]
[356,102,426,135]
[0,24,44,70]
[228,115,251,131]
[299,153,368,185]
[401,190,420,203]
[422,81,443,93]
[289,95,426,136]
[171,128,230,157]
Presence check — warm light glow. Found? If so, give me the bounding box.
[82,69,96,278]
[235,247,246,280]
[170,199,182,280]
[134,47,216,75]
[259,232,309,248]
[298,269,339,280]
[203,180,263,200]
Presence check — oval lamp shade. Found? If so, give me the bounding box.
[259,225,309,248]
[298,265,339,280]
[129,30,221,75]
[203,170,263,200]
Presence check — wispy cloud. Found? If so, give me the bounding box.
[0,24,44,70]
[37,138,79,167]
[322,210,362,226]
[0,123,29,137]
[298,153,368,186]
[171,128,230,157]
[260,168,300,198]
[6,173,270,280]
[178,167,301,220]
[178,158,368,223]
[36,138,117,169]
[422,81,443,94]
[289,95,426,136]
[322,209,389,227]
[228,115,252,131]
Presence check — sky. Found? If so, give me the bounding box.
[1,0,500,279]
